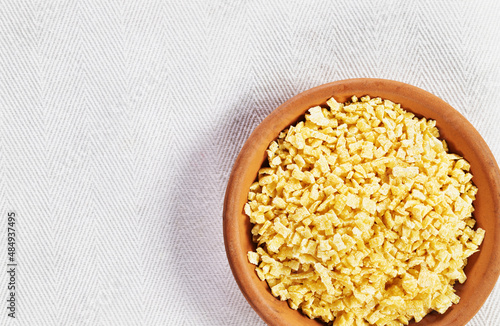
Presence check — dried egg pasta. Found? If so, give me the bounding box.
[245,96,484,325]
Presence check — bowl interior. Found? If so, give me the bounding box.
[223,79,500,326]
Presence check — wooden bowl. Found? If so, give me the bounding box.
[223,78,500,326]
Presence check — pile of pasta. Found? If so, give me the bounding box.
[245,96,484,325]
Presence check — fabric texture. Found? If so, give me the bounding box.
[0,0,499,325]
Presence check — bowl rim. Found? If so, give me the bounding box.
[223,78,500,326]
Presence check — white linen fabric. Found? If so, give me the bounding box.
[0,0,499,325]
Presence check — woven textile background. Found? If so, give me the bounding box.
[0,0,499,325]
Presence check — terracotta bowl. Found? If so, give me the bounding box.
[223,78,500,326]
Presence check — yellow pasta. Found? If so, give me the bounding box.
[246,96,484,325]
